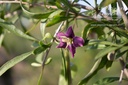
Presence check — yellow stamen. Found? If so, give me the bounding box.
[61,36,73,48]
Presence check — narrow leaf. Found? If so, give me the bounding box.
[89,40,119,47]
[46,16,69,27]
[93,77,120,85]
[0,22,36,41]
[111,2,117,19]
[33,43,51,55]
[78,56,108,85]
[33,46,48,55]
[20,2,54,19]
[95,46,120,60]
[82,24,92,40]
[40,19,47,37]
[100,0,117,7]
[0,51,33,76]
[46,10,70,27]
[0,33,4,47]
[106,61,113,71]
[60,0,77,13]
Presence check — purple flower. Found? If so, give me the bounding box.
[56,26,84,57]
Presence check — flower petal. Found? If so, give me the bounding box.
[68,44,76,57]
[56,32,66,39]
[73,36,84,47]
[65,26,75,38]
[57,42,67,48]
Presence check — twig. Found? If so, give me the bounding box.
[119,69,124,85]
[117,0,128,30]
[74,3,113,21]
[37,21,65,85]
[0,0,57,9]
[119,58,128,85]
[0,1,29,4]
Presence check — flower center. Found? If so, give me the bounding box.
[61,36,73,45]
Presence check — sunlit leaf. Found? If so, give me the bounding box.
[0,21,36,41]
[89,40,119,47]
[82,24,92,40]
[112,27,128,38]
[100,0,117,7]
[93,77,120,85]
[115,46,128,59]
[46,9,70,27]
[0,51,33,76]
[31,62,42,67]
[58,70,67,85]
[95,46,121,60]
[0,33,4,47]
[43,32,53,40]
[20,2,54,19]
[71,63,77,79]
[46,15,69,27]
[78,56,108,85]
[40,19,47,37]
[45,57,52,65]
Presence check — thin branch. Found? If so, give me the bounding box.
[119,69,124,85]
[117,0,128,30]
[119,58,128,85]
[99,12,113,21]
[120,59,128,78]
[42,21,64,67]
[74,3,113,21]
[0,1,29,5]
[0,0,57,9]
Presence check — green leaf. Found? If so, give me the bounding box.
[100,0,117,7]
[60,0,77,13]
[59,49,67,85]
[46,10,70,27]
[71,63,77,79]
[43,33,53,39]
[106,60,113,71]
[34,47,48,55]
[112,27,128,38]
[95,46,120,60]
[40,19,47,37]
[0,51,33,76]
[78,56,108,85]
[46,15,69,27]
[48,9,63,18]
[89,40,119,47]
[82,24,92,40]
[33,43,51,55]
[0,21,36,41]
[31,62,42,67]
[45,57,52,65]
[117,50,128,59]
[93,77,120,85]
[20,3,54,19]
[111,2,117,19]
